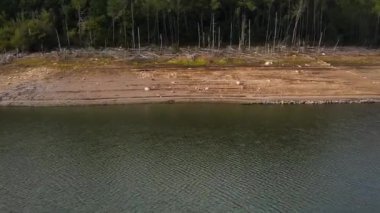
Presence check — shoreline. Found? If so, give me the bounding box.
[1,96,379,107]
[1,50,380,107]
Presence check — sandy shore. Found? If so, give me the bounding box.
[1,50,380,106]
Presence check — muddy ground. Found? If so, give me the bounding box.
[1,48,380,106]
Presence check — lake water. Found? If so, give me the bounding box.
[0,104,380,212]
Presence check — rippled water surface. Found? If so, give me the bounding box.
[1,104,380,212]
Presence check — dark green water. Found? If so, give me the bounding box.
[0,104,380,212]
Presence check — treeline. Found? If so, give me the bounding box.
[1,0,380,52]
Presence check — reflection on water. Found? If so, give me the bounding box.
[0,104,380,212]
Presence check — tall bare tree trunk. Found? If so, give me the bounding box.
[198,23,201,48]
[212,13,215,49]
[131,1,135,49]
[55,28,62,52]
[265,4,272,47]
[160,34,163,49]
[313,0,318,45]
[318,31,323,53]
[230,22,233,47]
[147,6,150,44]
[292,0,305,46]
[319,1,323,45]
[77,8,82,46]
[248,19,251,50]
[284,0,292,44]
[176,0,180,46]
[169,15,174,46]
[124,20,127,48]
[89,30,93,46]
[112,18,115,45]
[61,8,70,48]
[218,26,221,49]
[65,20,70,48]
[239,12,246,51]
[138,27,141,53]
[163,13,167,45]
[201,13,205,47]
[154,10,159,44]
[273,12,278,52]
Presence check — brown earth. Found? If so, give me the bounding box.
[1,50,380,106]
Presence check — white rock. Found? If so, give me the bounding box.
[204,87,209,91]
[236,81,242,85]
[144,87,150,91]
[264,61,273,66]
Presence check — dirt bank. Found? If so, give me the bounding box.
[1,49,380,106]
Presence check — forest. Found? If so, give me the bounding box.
[1,0,380,52]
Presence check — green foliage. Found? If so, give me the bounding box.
[0,25,14,50]
[0,10,53,51]
[0,0,380,51]
[107,0,125,20]
[71,0,87,10]
[210,0,221,11]
[238,0,256,11]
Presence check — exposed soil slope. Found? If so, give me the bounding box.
[1,50,380,106]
